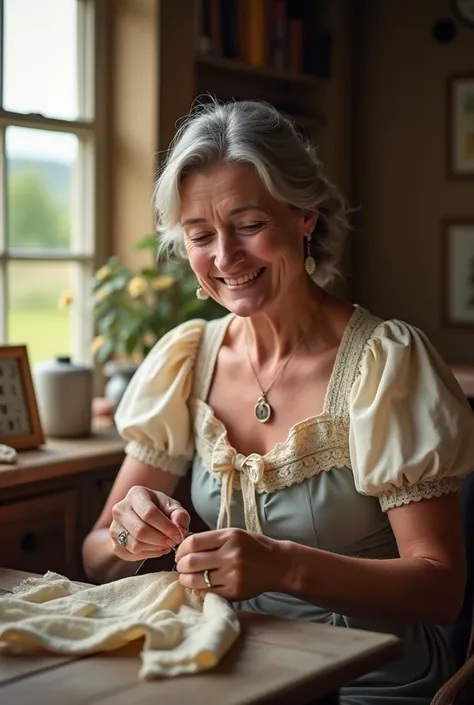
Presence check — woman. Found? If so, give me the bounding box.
[83,100,474,703]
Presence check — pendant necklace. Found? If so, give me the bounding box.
[246,330,308,423]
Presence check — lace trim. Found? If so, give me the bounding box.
[326,307,382,417]
[191,398,350,493]
[125,441,189,476]
[189,306,380,496]
[378,478,460,512]
[192,314,234,402]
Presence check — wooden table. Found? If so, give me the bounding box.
[0,569,402,705]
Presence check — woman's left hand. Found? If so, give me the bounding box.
[175,528,289,601]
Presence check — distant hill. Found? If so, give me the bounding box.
[9,158,71,208]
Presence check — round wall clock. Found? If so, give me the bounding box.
[452,0,474,27]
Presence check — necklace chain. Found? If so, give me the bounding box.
[245,330,308,422]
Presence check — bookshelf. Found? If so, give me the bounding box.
[158,0,331,152]
[195,53,325,91]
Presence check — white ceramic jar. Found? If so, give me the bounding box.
[33,357,93,438]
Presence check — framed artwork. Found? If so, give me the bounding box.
[447,74,474,178]
[442,220,474,327]
[0,345,44,450]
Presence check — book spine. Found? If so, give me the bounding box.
[288,18,303,73]
[271,0,286,71]
[209,0,222,55]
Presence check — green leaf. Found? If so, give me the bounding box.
[124,332,140,357]
[133,233,158,251]
[97,310,119,335]
[107,271,131,292]
[139,267,159,278]
[95,338,116,364]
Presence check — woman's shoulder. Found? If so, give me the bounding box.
[354,309,470,411]
[144,315,230,366]
[362,312,444,369]
[154,317,207,349]
[344,305,436,357]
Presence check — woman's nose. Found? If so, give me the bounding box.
[214,234,243,272]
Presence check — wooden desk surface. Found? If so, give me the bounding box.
[0,569,402,705]
[0,425,125,489]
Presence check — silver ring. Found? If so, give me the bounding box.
[203,569,212,588]
[117,530,129,547]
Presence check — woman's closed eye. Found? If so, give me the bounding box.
[238,221,266,233]
[189,231,214,243]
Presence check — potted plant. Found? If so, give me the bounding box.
[90,234,224,405]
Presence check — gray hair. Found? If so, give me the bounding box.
[154,99,348,287]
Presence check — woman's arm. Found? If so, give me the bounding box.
[280,492,466,626]
[82,456,184,584]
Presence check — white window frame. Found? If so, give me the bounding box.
[0,0,108,362]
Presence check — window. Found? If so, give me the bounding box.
[0,0,101,365]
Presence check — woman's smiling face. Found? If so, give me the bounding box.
[180,162,316,317]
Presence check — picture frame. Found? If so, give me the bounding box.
[0,345,44,450]
[442,220,474,327]
[447,74,474,178]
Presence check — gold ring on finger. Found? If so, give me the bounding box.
[203,569,212,588]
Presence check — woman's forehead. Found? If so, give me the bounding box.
[180,163,272,216]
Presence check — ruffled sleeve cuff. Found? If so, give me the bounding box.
[378,477,460,512]
[124,441,190,477]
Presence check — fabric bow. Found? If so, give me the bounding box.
[212,441,265,533]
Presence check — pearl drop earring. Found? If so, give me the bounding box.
[196,287,209,300]
[304,236,316,276]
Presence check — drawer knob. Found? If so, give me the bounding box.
[21,532,38,553]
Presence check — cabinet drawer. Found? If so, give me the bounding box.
[0,491,78,578]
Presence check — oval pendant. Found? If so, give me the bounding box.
[255,396,272,423]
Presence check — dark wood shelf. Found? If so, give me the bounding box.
[285,111,326,130]
[196,53,325,90]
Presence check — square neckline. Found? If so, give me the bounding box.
[193,305,368,461]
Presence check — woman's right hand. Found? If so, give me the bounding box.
[110,485,190,561]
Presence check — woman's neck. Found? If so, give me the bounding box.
[237,282,327,368]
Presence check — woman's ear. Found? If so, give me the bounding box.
[303,210,318,236]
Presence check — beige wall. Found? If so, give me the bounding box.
[110,0,160,268]
[352,0,474,362]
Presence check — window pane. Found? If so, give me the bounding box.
[7,261,82,365]
[3,0,79,120]
[6,127,80,253]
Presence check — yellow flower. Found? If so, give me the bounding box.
[93,286,109,301]
[95,265,111,280]
[90,335,106,355]
[151,274,175,292]
[143,333,156,348]
[58,289,74,310]
[128,276,148,298]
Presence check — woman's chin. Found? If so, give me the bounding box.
[218,291,271,318]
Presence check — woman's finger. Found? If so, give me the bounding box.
[176,550,222,574]
[117,508,177,549]
[169,506,191,533]
[178,566,224,591]
[176,529,229,561]
[131,488,183,542]
[113,544,167,561]
[111,530,171,561]
[110,518,174,557]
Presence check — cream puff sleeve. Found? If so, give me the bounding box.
[114,319,205,476]
[349,319,474,511]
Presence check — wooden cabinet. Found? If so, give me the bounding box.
[0,492,78,577]
[0,428,125,581]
